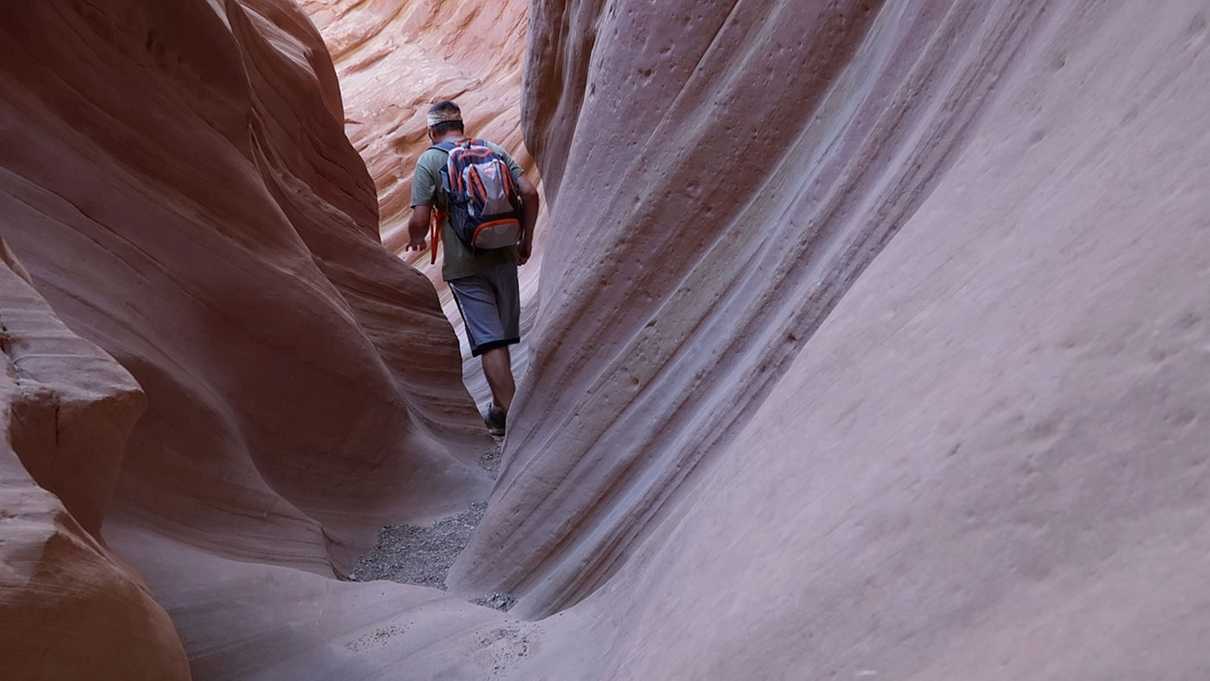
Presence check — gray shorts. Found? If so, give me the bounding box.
[448,263,521,357]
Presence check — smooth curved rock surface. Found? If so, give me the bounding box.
[109,520,537,681]
[0,0,489,576]
[455,0,979,614]
[6,0,1210,679]
[0,243,190,681]
[1,1,505,678]
[457,25,1210,681]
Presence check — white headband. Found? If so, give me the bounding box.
[426,109,463,127]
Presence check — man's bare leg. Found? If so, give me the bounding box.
[481,346,515,413]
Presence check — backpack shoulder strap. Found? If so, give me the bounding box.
[421,145,455,266]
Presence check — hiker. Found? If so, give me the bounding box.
[405,100,540,436]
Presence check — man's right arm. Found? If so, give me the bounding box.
[406,204,430,252]
[407,154,438,252]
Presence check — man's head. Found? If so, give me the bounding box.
[427,100,464,141]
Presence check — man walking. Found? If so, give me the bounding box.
[406,101,539,436]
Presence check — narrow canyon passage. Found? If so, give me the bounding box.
[296,1,545,599]
[4,2,1210,681]
[302,0,544,410]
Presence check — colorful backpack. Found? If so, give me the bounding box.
[431,139,523,251]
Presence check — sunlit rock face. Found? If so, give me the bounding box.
[452,1,1210,678]
[299,0,532,266]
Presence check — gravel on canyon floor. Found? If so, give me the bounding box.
[348,441,515,610]
[350,501,488,588]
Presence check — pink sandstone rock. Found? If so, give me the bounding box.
[109,519,537,681]
[0,0,490,576]
[0,241,145,537]
[6,0,1210,679]
[0,242,190,681]
[455,8,1210,681]
[0,230,522,680]
[1,1,517,678]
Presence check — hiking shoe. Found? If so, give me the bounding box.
[485,406,507,437]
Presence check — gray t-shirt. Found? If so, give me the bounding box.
[410,140,525,281]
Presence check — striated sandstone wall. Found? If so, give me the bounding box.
[0,242,190,681]
[457,0,975,614]
[5,0,1210,679]
[455,7,1210,681]
[0,1,522,679]
[0,0,490,576]
[0,237,529,679]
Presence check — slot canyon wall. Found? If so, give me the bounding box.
[0,242,190,680]
[0,0,493,572]
[1,1,527,679]
[2,0,1210,680]
[455,0,1210,678]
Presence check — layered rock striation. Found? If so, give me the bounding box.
[0,242,190,681]
[457,0,1023,614]
[5,0,1210,679]
[0,0,490,576]
[456,12,1210,681]
[1,1,516,679]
